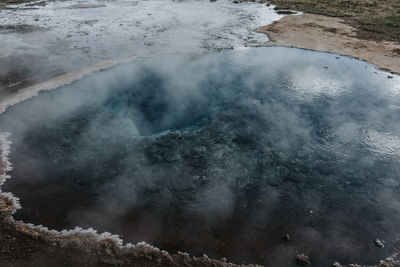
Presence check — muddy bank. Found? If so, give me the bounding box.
[256,13,400,74]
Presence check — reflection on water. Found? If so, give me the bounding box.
[361,126,400,158]
[288,66,345,99]
[1,47,400,266]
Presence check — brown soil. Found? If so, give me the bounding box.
[256,13,400,74]
[266,0,400,42]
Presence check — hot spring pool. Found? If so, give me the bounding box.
[1,47,400,266]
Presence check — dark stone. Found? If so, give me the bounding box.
[164,152,181,162]
[276,10,297,15]
[295,254,310,265]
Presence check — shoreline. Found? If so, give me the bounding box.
[0,56,139,114]
[256,13,400,75]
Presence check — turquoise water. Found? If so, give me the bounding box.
[1,47,400,266]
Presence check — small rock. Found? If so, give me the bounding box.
[374,238,385,248]
[193,146,206,153]
[308,209,314,215]
[267,175,281,186]
[262,146,271,154]
[192,175,201,181]
[164,152,181,162]
[332,262,343,267]
[105,247,113,255]
[276,10,297,15]
[387,75,393,79]
[283,234,290,241]
[323,66,329,69]
[369,197,381,203]
[295,254,310,265]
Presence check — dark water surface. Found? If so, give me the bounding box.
[1,47,400,266]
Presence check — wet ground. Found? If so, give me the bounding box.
[1,47,400,266]
[0,0,283,94]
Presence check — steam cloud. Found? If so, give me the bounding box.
[0,47,400,266]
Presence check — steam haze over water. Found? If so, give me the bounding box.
[1,47,400,266]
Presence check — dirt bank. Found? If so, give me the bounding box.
[256,13,400,74]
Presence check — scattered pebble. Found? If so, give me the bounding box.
[283,234,290,241]
[295,253,310,265]
[332,262,343,267]
[308,209,314,215]
[387,75,394,79]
